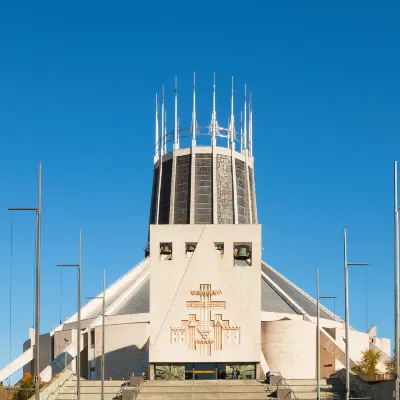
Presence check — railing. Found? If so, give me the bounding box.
[359,372,394,382]
[337,369,371,400]
[119,377,143,400]
[269,372,297,400]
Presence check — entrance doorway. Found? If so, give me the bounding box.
[184,363,225,380]
[183,363,256,380]
[153,363,257,380]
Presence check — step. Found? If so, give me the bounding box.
[284,379,328,385]
[137,394,269,400]
[286,385,344,392]
[57,395,120,400]
[143,380,263,386]
[140,386,267,393]
[60,386,125,394]
[293,394,343,400]
[66,380,124,387]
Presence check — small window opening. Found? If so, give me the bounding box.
[233,242,252,266]
[90,330,95,348]
[185,242,197,258]
[160,242,173,260]
[214,242,224,255]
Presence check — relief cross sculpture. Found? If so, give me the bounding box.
[170,284,240,356]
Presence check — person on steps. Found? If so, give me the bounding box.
[265,370,271,384]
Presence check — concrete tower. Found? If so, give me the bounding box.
[148,75,261,377]
[148,75,257,230]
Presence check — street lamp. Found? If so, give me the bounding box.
[394,161,400,400]
[343,228,368,400]
[8,162,42,400]
[56,230,82,400]
[87,269,106,400]
[316,268,337,400]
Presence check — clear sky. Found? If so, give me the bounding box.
[1,0,400,379]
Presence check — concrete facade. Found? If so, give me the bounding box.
[262,320,317,379]
[94,323,149,379]
[149,224,261,365]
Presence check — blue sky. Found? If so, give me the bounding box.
[1,0,400,377]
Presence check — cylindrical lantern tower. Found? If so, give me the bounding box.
[146,74,257,255]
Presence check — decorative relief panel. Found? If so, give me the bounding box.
[170,284,240,356]
[216,154,234,224]
[235,159,249,224]
[248,166,257,224]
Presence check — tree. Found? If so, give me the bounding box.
[12,373,44,400]
[385,358,395,373]
[0,384,13,400]
[352,349,381,375]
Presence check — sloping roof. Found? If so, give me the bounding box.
[111,275,150,315]
[83,258,150,320]
[261,276,299,314]
[261,261,335,320]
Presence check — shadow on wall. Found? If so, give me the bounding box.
[95,343,149,380]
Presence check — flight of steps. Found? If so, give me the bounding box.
[56,377,125,400]
[136,380,273,400]
[284,378,346,399]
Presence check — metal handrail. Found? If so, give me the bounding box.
[337,369,371,400]
[118,378,143,400]
[269,371,298,400]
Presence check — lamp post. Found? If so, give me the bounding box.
[316,269,337,400]
[87,269,106,400]
[343,229,368,400]
[8,162,42,400]
[56,230,82,400]
[394,161,400,400]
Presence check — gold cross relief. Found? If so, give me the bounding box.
[170,284,240,356]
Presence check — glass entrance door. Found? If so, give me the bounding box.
[184,363,228,380]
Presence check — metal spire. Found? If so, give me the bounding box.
[212,72,216,145]
[174,76,179,149]
[192,72,197,145]
[240,111,243,153]
[230,76,235,148]
[164,110,167,154]
[243,84,247,152]
[249,93,253,156]
[161,85,165,156]
[155,93,159,158]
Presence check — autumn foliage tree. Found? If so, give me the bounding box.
[12,374,44,400]
[352,349,382,375]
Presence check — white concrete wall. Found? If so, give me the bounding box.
[149,224,261,364]
[320,344,335,378]
[372,337,391,356]
[95,322,150,379]
[335,327,370,364]
[262,319,317,379]
[54,330,76,359]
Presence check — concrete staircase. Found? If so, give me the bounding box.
[136,380,272,400]
[284,378,346,399]
[56,378,125,400]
